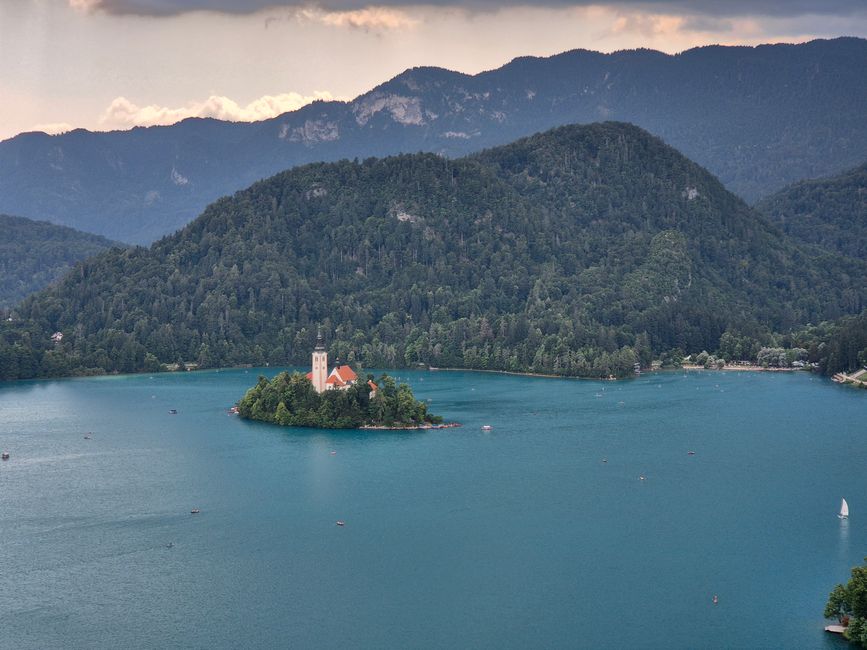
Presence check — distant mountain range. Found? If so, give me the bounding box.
[0,214,119,308]
[757,160,867,259]
[2,37,867,244]
[2,122,863,381]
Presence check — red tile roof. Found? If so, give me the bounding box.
[309,364,359,389]
[325,373,346,387]
[335,365,357,381]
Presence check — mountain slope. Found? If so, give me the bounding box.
[0,214,119,308]
[2,38,867,243]
[1,122,863,381]
[756,161,867,259]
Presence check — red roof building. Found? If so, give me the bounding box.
[308,330,372,395]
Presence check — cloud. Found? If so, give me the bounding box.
[31,122,75,135]
[99,92,337,129]
[296,6,417,29]
[68,0,867,17]
[611,12,685,37]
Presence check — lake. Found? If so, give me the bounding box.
[0,368,863,649]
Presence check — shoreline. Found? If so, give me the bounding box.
[359,422,462,431]
[0,361,821,385]
[680,364,801,373]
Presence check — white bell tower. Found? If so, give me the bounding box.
[312,328,328,394]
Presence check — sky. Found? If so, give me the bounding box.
[1,0,867,141]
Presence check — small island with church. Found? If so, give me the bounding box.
[236,331,454,430]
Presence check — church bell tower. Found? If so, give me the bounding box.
[312,328,328,394]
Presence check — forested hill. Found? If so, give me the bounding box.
[756,161,867,259]
[1,122,865,381]
[0,214,119,308]
[2,38,867,243]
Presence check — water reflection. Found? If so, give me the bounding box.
[838,516,850,561]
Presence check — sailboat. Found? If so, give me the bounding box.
[839,498,849,519]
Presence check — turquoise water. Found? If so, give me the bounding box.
[0,368,863,649]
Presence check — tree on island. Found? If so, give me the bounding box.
[237,371,443,429]
[825,558,867,645]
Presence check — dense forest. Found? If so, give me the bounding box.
[238,371,442,429]
[1,122,865,382]
[756,161,867,259]
[0,214,119,307]
[3,38,867,242]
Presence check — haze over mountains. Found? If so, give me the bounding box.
[2,37,867,244]
[2,123,863,381]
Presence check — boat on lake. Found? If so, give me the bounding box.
[481,425,492,431]
[839,498,849,519]
[1,451,9,460]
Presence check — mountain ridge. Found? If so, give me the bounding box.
[1,122,863,381]
[3,38,867,244]
[756,160,867,259]
[0,214,121,308]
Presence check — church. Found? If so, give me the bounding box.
[306,330,376,396]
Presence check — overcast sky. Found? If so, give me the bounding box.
[1,0,866,141]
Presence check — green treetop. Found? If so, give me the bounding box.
[825,558,867,645]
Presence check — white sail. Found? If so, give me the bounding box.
[840,498,849,519]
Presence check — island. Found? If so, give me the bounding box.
[237,330,450,429]
[237,370,447,429]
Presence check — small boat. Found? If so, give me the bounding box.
[713,595,719,605]
[839,498,849,519]
[336,520,345,526]
[481,425,492,431]
[330,450,337,455]
[84,433,92,439]
[190,508,200,514]
[1,452,9,460]
[228,406,239,415]
[687,450,696,455]
[166,542,174,548]
[639,475,646,481]
[169,409,178,414]
[602,458,608,463]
